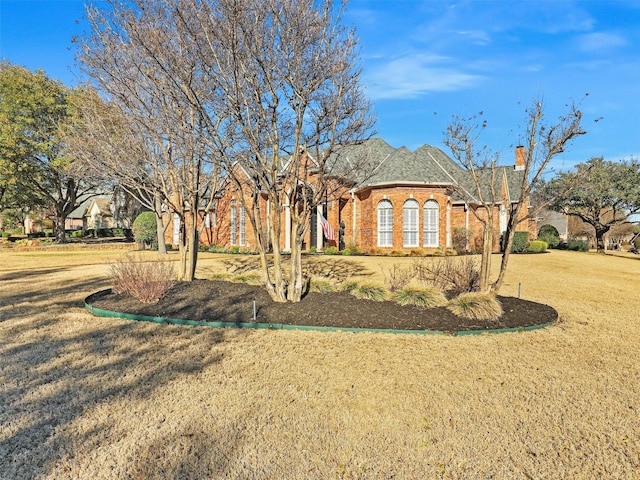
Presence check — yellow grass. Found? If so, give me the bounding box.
[1,248,639,479]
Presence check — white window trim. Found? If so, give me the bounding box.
[423,200,439,247]
[403,199,419,248]
[377,200,393,247]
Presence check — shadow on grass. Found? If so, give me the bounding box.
[0,266,242,479]
[219,255,373,283]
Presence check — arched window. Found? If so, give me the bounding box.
[377,200,393,247]
[230,200,237,246]
[423,200,439,247]
[403,199,419,247]
[239,206,246,246]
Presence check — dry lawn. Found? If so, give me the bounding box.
[0,248,639,479]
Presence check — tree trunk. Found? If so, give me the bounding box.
[287,219,305,302]
[268,203,287,302]
[478,222,493,292]
[155,195,167,255]
[595,227,608,253]
[185,220,198,281]
[53,205,68,243]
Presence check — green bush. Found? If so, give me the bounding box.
[502,231,530,253]
[447,292,503,321]
[567,239,589,251]
[538,225,561,248]
[230,246,240,254]
[392,286,446,308]
[1,232,10,238]
[324,246,338,255]
[132,211,157,245]
[342,243,363,255]
[527,240,548,253]
[70,230,84,238]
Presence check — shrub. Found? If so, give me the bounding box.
[309,277,336,293]
[447,292,503,321]
[381,262,413,291]
[230,246,240,254]
[232,272,262,285]
[343,243,363,255]
[109,254,176,304]
[527,240,548,253]
[504,231,530,253]
[70,230,84,238]
[413,256,480,295]
[452,227,473,254]
[350,283,388,302]
[567,239,589,251]
[409,248,426,257]
[538,225,561,248]
[368,247,386,256]
[392,286,446,308]
[324,246,338,255]
[389,250,406,257]
[339,279,360,292]
[132,211,157,246]
[211,272,232,281]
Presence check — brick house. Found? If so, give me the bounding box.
[166,138,534,253]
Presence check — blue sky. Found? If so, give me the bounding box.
[1,0,639,170]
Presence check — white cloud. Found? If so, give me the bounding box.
[364,53,483,100]
[577,32,627,54]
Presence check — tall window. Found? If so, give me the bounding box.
[230,200,237,245]
[423,200,439,247]
[403,199,419,247]
[239,206,246,246]
[377,200,393,247]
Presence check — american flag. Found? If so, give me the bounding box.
[319,212,335,241]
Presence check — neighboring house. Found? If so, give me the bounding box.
[66,199,92,230]
[84,196,115,230]
[81,190,145,232]
[166,138,535,252]
[536,210,569,241]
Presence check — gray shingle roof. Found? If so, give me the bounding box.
[293,137,526,204]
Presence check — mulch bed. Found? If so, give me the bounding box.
[86,279,557,333]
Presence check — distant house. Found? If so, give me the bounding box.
[165,138,535,252]
[536,210,569,241]
[84,196,115,230]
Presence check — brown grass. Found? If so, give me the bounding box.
[1,248,640,479]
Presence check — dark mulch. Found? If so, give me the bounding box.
[86,279,557,333]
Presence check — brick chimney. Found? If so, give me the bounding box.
[515,146,526,171]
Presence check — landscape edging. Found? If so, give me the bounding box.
[84,291,556,336]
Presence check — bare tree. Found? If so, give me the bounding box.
[444,113,500,292]
[65,86,170,254]
[182,0,375,302]
[77,0,225,280]
[445,99,587,294]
